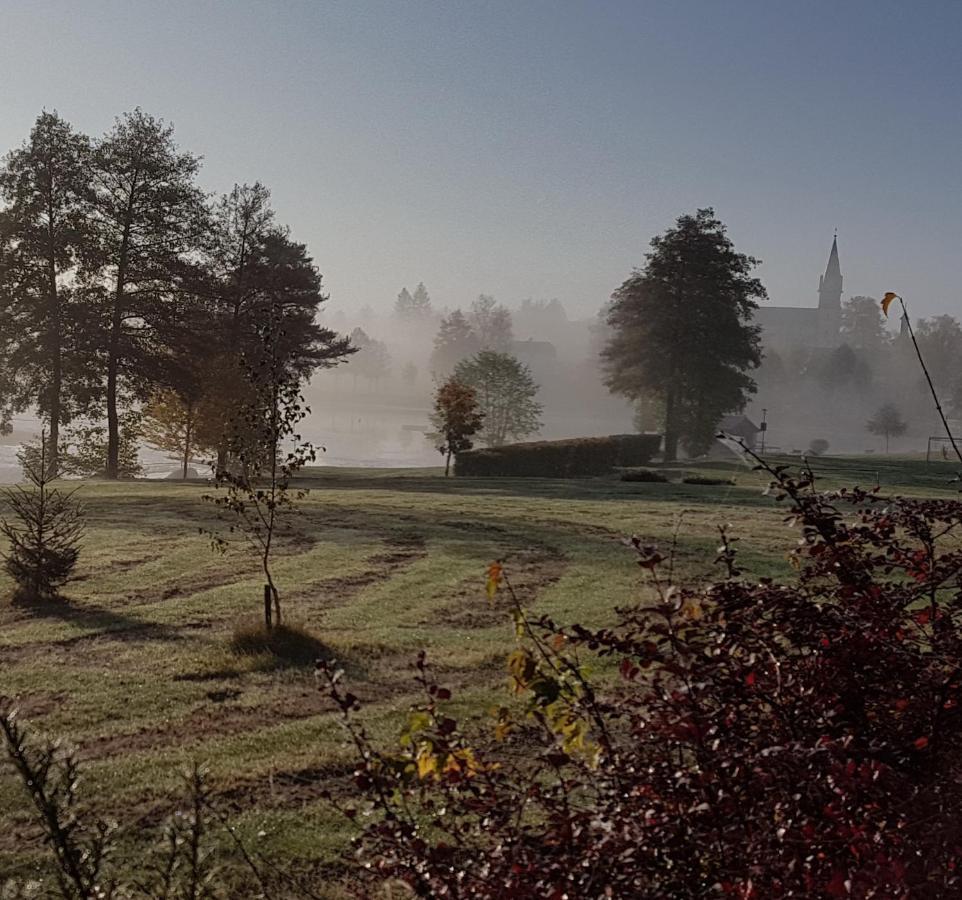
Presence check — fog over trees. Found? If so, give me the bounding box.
[4,112,962,482]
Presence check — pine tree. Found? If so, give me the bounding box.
[603,209,764,460]
[85,109,207,479]
[394,286,414,319]
[410,282,432,318]
[0,112,95,475]
[1,434,84,603]
[430,309,479,377]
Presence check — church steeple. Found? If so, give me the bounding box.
[818,234,843,305]
[816,234,843,346]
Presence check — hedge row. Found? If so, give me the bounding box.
[455,434,662,478]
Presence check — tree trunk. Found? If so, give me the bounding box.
[44,177,63,480]
[263,583,272,630]
[105,243,129,480]
[47,261,62,480]
[182,417,193,479]
[445,449,452,476]
[105,325,121,479]
[663,386,679,462]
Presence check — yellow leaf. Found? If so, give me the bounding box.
[416,747,438,780]
[681,599,703,621]
[881,292,899,317]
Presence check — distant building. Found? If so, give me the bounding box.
[510,338,557,374]
[717,414,762,449]
[754,236,844,350]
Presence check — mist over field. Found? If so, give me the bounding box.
[4,2,962,896]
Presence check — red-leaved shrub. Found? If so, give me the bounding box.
[320,455,962,898]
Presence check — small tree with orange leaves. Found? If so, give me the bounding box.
[431,378,484,476]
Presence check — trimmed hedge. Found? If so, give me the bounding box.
[620,468,669,483]
[455,434,662,478]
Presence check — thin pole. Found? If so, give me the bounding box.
[896,295,962,466]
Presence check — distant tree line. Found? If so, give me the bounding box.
[0,110,352,479]
[758,296,962,452]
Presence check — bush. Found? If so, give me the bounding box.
[681,474,734,485]
[323,457,962,897]
[455,433,662,478]
[808,437,829,456]
[620,468,669,483]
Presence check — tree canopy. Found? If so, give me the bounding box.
[453,351,541,447]
[602,208,764,460]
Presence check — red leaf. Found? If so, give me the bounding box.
[825,869,849,897]
[745,672,756,687]
[914,736,929,750]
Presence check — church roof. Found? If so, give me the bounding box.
[824,235,842,281]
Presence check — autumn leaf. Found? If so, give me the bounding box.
[416,747,439,779]
[486,561,503,603]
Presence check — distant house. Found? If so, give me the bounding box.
[716,414,761,450]
[510,338,557,374]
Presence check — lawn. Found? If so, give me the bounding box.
[1,453,959,891]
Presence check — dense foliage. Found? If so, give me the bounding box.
[431,378,484,476]
[453,351,542,447]
[0,111,351,479]
[324,448,962,897]
[456,433,661,477]
[603,208,763,460]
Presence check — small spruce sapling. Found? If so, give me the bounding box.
[1,433,84,603]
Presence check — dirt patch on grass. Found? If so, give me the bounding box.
[75,689,328,761]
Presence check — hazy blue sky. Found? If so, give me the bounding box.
[3,0,960,321]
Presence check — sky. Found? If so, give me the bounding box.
[2,0,961,321]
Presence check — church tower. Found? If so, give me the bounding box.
[816,235,843,347]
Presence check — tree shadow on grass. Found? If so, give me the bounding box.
[11,594,185,644]
[228,620,364,678]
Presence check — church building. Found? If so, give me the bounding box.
[754,237,843,350]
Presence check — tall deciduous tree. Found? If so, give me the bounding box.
[603,209,764,460]
[0,112,94,473]
[453,351,541,447]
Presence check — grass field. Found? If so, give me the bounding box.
[1,453,960,891]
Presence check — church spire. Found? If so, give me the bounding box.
[824,234,842,283]
[816,233,843,347]
[817,234,843,307]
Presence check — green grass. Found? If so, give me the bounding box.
[1,454,958,888]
